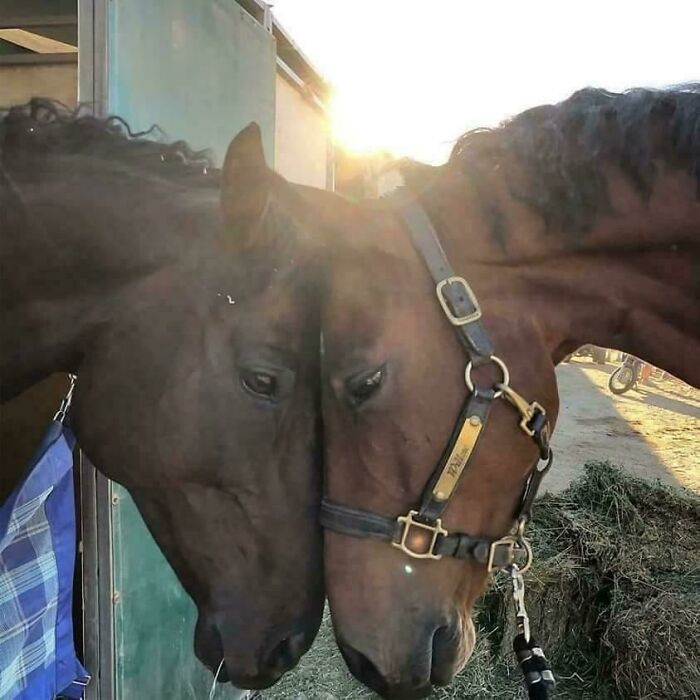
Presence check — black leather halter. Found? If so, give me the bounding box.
[320,201,554,572]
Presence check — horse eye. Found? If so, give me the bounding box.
[346,367,385,406]
[241,369,278,399]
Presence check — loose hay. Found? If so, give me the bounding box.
[481,461,700,699]
[262,463,700,699]
[605,594,700,699]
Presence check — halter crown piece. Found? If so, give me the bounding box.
[320,201,555,698]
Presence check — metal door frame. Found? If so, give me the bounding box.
[77,4,112,698]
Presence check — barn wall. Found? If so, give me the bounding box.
[274,71,329,187]
[107,0,276,164]
[0,57,78,502]
[0,62,77,107]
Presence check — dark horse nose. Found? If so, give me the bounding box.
[337,639,433,700]
[225,628,314,689]
[196,614,316,689]
[264,630,310,676]
[337,618,461,700]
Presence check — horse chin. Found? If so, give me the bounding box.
[194,605,321,691]
[194,633,286,691]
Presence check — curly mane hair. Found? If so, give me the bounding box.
[449,84,700,234]
[0,98,218,186]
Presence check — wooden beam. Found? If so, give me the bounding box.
[0,15,77,30]
[0,52,77,65]
[0,28,77,54]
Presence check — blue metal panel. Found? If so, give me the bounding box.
[108,0,276,163]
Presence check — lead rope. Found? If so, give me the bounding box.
[508,562,555,699]
[494,382,556,698]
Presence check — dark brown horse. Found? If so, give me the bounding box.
[314,85,699,698]
[0,101,327,689]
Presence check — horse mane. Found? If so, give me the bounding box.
[0,98,218,186]
[449,84,700,234]
[0,99,315,300]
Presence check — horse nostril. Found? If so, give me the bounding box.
[339,639,433,699]
[266,631,308,673]
[431,624,455,686]
[195,617,230,683]
[285,630,308,661]
[337,640,387,695]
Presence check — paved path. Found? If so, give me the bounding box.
[548,359,700,493]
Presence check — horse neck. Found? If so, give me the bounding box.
[423,163,700,387]
[0,156,209,400]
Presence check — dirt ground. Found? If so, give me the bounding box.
[549,357,699,493]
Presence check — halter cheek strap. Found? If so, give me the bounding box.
[400,201,494,363]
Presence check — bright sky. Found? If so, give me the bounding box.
[271,0,699,163]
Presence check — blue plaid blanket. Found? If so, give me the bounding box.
[0,420,89,700]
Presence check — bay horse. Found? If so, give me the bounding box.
[0,100,326,689]
[314,85,699,698]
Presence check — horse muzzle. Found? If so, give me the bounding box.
[194,609,316,689]
[335,614,474,699]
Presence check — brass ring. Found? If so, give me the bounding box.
[516,538,534,574]
[464,355,510,398]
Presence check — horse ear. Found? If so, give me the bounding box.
[220,122,272,242]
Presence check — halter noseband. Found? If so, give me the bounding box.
[320,201,553,572]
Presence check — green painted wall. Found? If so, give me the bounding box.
[111,485,236,698]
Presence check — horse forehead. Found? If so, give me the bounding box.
[322,261,401,339]
[319,211,444,352]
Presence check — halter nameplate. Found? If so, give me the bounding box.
[431,414,483,502]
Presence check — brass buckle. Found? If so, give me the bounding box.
[487,536,516,572]
[518,401,546,438]
[392,510,447,560]
[496,383,546,438]
[487,535,533,573]
[436,276,482,326]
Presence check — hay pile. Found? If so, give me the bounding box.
[472,461,700,699]
[264,463,699,699]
